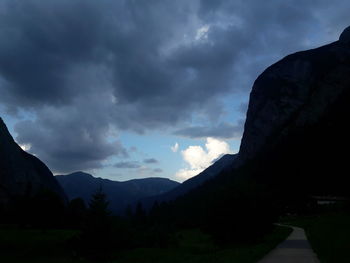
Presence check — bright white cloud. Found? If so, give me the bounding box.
[175,137,234,181]
[171,142,179,152]
[19,143,31,151]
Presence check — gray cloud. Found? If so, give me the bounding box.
[1,0,350,172]
[113,161,141,169]
[143,158,159,164]
[153,168,163,173]
[14,108,129,173]
[174,121,244,139]
[238,102,249,115]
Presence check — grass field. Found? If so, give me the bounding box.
[283,212,350,263]
[114,226,292,263]
[0,225,291,263]
[0,225,79,263]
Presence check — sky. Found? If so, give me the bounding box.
[0,0,349,182]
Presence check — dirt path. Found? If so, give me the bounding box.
[258,226,319,263]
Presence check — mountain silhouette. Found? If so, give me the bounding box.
[56,171,180,214]
[0,117,66,205]
[233,26,350,196]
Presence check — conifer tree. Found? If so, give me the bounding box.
[80,187,112,260]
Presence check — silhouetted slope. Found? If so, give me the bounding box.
[0,117,66,205]
[56,172,179,213]
[143,154,237,207]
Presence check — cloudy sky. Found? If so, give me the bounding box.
[0,0,349,182]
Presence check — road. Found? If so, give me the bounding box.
[258,226,320,263]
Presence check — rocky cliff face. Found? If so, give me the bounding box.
[0,118,66,204]
[238,26,350,166]
[235,26,350,196]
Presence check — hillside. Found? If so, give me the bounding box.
[0,117,66,205]
[143,154,237,208]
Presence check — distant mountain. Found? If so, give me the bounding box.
[143,154,237,207]
[0,118,66,205]
[55,172,180,214]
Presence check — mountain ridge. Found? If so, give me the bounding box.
[56,172,180,213]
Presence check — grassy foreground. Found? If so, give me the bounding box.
[0,225,291,263]
[0,226,79,263]
[114,226,291,263]
[284,212,350,263]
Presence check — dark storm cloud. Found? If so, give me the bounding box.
[113,161,141,169]
[174,121,244,139]
[14,109,129,173]
[143,158,159,164]
[1,0,350,172]
[0,0,105,108]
